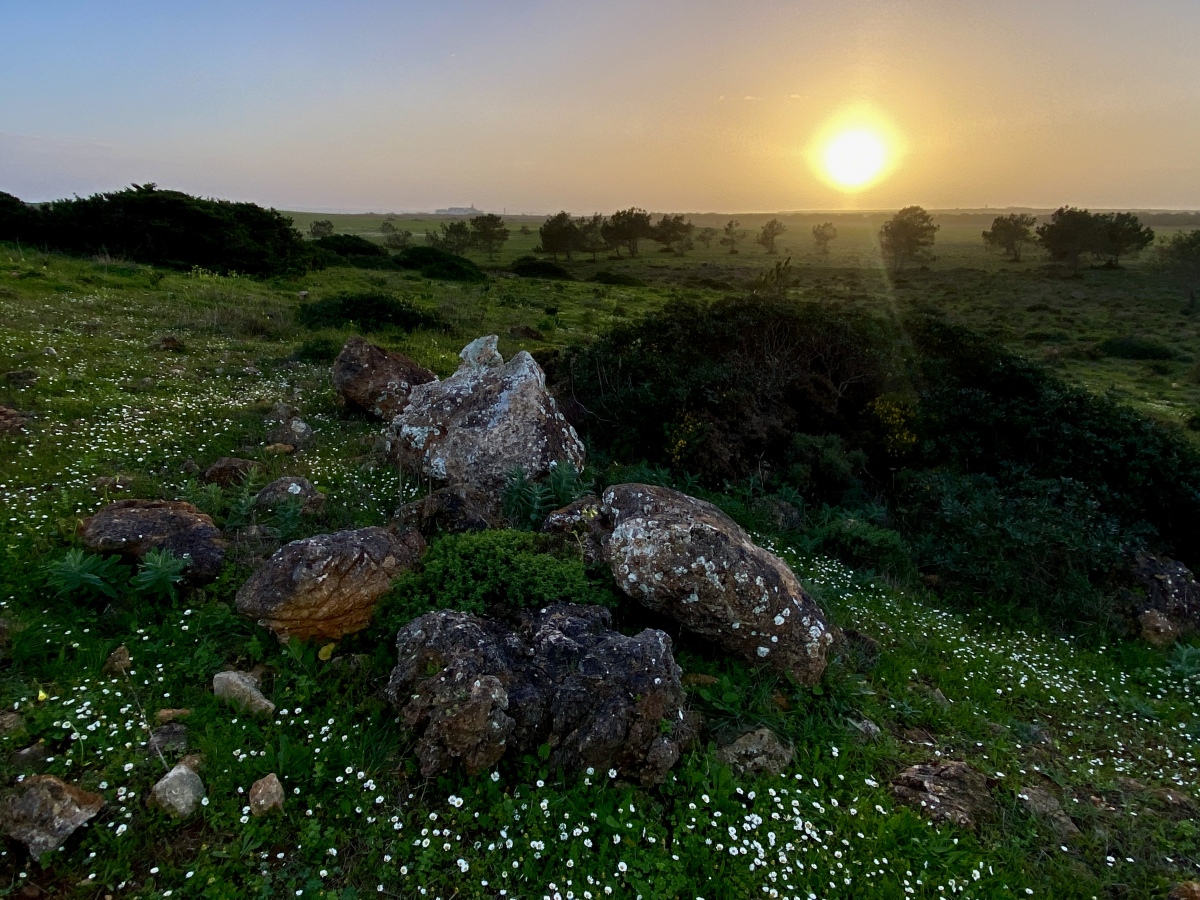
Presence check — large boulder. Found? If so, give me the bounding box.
[544,484,836,685]
[386,604,696,785]
[79,499,226,585]
[0,775,104,857]
[333,336,436,420]
[236,527,424,642]
[385,336,585,505]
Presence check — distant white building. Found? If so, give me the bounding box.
[434,206,481,216]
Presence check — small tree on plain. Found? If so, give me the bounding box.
[537,211,581,261]
[577,214,607,262]
[426,220,472,254]
[1094,212,1154,267]
[1156,229,1200,313]
[384,229,413,250]
[981,213,1036,262]
[755,218,787,254]
[652,214,695,255]
[811,222,837,255]
[309,219,334,239]
[602,208,654,258]
[1036,207,1098,271]
[879,206,938,271]
[719,219,744,255]
[694,227,717,250]
[469,213,509,260]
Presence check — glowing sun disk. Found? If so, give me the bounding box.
[822,128,888,190]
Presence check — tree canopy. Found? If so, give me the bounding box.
[982,213,1036,262]
[602,208,654,257]
[879,206,938,270]
[756,218,787,254]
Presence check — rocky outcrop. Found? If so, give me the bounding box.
[213,670,275,717]
[79,499,226,585]
[1127,553,1200,639]
[717,727,794,778]
[395,484,503,536]
[0,776,104,857]
[236,527,424,642]
[1016,783,1078,836]
[0,406,28,434]
[333,336,436,420]
[202,457,261,487]
[544,484,836,685]
[386,336,585,505]
[891,761,994,830]
[386,604,696,785]
[252,476,326,515]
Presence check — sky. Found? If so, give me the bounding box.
[3,0,1199,213]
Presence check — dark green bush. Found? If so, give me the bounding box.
[895,470,1129,630]
[909,317,1200,567]
[552,296,896,484]
[592,270,646,287]
[28,184,313,276]
[391,245,486,282]
[381,530,616,627]
[511,256,575,280]
[798,507,917,583]
[292,336,343,363]
[1097,335,1178,360]
[296,291,444,332]
[313,233,389,258]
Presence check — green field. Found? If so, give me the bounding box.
[0,229,1198,899]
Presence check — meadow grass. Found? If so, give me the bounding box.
[0,245,1197,898]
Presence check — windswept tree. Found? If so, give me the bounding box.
[426,220,472,254]
[1094,211,1154,267]
[309,219,334,239]
[1156,229,1200,313]
[811,222,837,255]
[981,213,1036,262]
[694,227,718,250]
[602,208,654,257]
[383,228,413,250]
[719,219,745,255]
[756,218,787,254]
[652,214,695,254]
[879,206,938,271]
[537,211,582,261]
[577,214,607,262]
[469,213,509,260]
[1036,207,1099,271]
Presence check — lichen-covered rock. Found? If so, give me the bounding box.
[202,456,261,487]
[544,484,836,685]
[151,764,205,819]
[386,604,696,785]
[1127,553,1200,637]
[386,336,585,505]
[1140,609,1181,648]
[267,417,314,449]
[0,775,104,857]
[249,773,284,817]
[716,727,794,778]
[236,527,424,642]
[213,670,275,717]
[395,484,503,536]
[148,723,188,757]
[252,476,326,515]
[332,336,436,420]
[1016,784,1079,836]
[79,499,226,585]
[0,405,28,434]
[891,761,994,830]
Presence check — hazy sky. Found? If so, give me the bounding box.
[3,1,1199,213]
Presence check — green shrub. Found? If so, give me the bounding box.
[798,507,917,583]
[43,549,129,602]
[313,233,389,258]
[910,316,1200,568]
[292,335,343,363]
[591,270,646,287]
[1097,334,1178,360]
[394,245,487,282]
[511,256,575,280]
[296,291,444,332]
[381,530,616,628]
[501,464,592,529]
[129,547,187,600]
[895,470,1129,631]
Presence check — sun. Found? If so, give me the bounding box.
[821,128,888,191]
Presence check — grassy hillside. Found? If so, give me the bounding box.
[0,242,1197,898]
